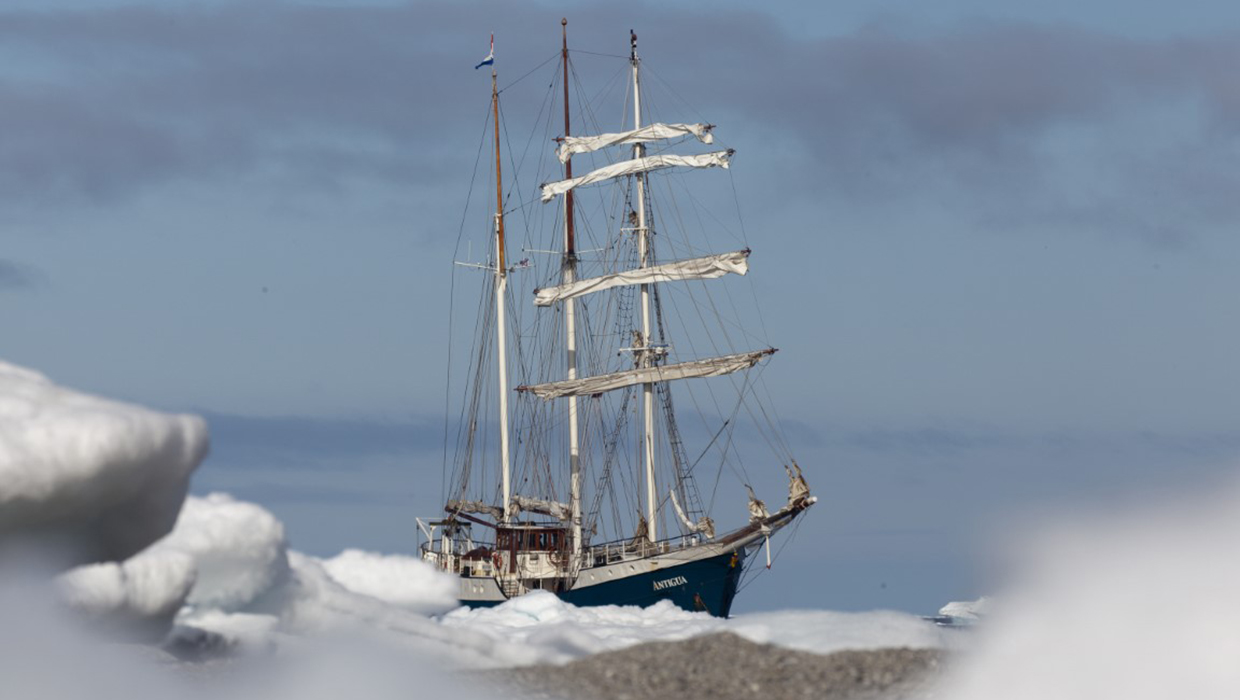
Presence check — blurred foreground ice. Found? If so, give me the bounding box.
[944,477,1240,700]
[0,359,207,564]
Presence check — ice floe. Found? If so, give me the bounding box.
[321,548,458,615]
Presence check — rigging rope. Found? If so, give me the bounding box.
[443,98,503,509]
[497,51,559,94]
[735,516,806,596]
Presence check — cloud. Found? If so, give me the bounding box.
[0,3,494,203]
[2,4,1238,241]
[588,16,1240,241]
[0,259,46,290]
[660,20,1240,231]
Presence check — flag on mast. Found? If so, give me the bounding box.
[474,34,495,70]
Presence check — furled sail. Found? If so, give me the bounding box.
[534,250,750,306]
[540,150,734,202]
[556,123,714,163]
[669,488,716,539]
[517,349,775,400]
[511,495,571,521]
[446,499,504,520]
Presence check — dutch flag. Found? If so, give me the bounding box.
[474,34,495,70]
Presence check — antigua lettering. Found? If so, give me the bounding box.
[652,575,688,591]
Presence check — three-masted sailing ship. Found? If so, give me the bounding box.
[418,23,815,617]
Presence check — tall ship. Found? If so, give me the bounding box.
[418,23,815,617]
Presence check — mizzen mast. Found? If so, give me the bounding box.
[491,62,513,524]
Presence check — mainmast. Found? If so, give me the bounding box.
[492,65,513,524]
[631,30,658,542]
[561,18,583,563]
[533,30,747,546]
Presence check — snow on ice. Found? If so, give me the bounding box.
[56,548,197,641]
[154,492,956,668]
[0,359,208,564]
[148,492,291,611]
[320,548,458,615]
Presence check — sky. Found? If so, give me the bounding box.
[3,0,1239,614]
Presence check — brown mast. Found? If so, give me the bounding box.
[492,68,507,274]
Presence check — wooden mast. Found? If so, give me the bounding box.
[493,69,506,271]
[492,62,512,524]
[561,18,583,565]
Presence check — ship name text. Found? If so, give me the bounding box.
[653,575,688,591]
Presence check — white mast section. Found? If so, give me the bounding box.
[534,250,750,306]
[540,150,733,202]
[495,217,512,524]
[491,68,513,524]
[566,261,582,548]
[556,122,714,163]
[632,31,657,542]
[517,349,775,400]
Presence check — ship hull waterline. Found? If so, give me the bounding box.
[447,497,814,618]
[457,547,749,617]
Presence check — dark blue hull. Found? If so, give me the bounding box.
[462,548,748,617]
[562,549,747,616]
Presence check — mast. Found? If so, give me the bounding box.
[631,30,657,542]
[492,66,513,524]
[562,18,583,562]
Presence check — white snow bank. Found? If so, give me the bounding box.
[441,590,959,665]
[57,548,196,640]
[0,359,208,564]
[321,549,458,615]
[945,476,1240,700]
[441,591,716,663]
[2,571,493,700]
[273,551,527,668]
[938,596,991,620]
[136,494,955,670]
[150,493,290,611]
[119,495,526,667]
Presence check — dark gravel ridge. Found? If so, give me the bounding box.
[484,632,947,700]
